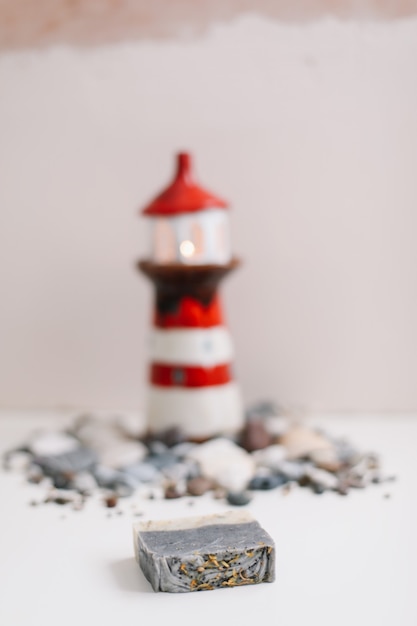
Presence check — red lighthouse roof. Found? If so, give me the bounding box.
[142,153,229,217]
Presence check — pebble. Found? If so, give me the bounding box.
[26,464,44,484]
[147,450,178,471]
[170,441,197,459]
[3,450,32,471]
[226,491,252,506]
[97,440,147,470]
[186,438,256,492]
[147,441,168,456]
[249,473,288,490]
[349,457,373,482]
[161,461,197,483]
[187,476,213,496]
[337,482,350,496]
[28,431,80,457]
[104,494,118,508]
[333,439,361,465]
[309,448,342,473]
[164,483,183,499]
[239,420,273,452]
[71,414,121,448]
[263,415,291,438]
[246,400,280,419]
[153,426,185,448]
[52,473,75,489]
[345,474,366,489]
[72,472,98,494]
[93,465,136,496]
[45,489,77,506]
[145,486,165,500]
[280,425,334,460]
[212,487,227,500]
[35,447,98,476]
[252,444,287,471]
[306,467,338,490]
[274,460,312,481]
[114,412,147,439]
[123,462,162,484]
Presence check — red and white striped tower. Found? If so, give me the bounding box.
[138,152,243,439]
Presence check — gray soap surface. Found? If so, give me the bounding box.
[133,511,275,593]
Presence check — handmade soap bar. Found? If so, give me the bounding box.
[133,510,275,593]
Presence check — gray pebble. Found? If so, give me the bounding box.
[147,441,168,456]
[35,447,97,476]
[333,440,361,465]
[26,464,44,484]
[226,491,252,506]
[147,451,178,471]
[93,465,136,496]
[245,400,280,419]
[170,442,197,459]
[161,462,194,483]
[123,462,161,484]
[275,460,313,481]
[249,474,287,491]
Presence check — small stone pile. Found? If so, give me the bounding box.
[3,403,394,510]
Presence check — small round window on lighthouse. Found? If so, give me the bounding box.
[172,368,185,385]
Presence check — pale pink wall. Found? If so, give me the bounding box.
[0,16,416,412]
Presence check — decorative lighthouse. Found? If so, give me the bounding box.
[138,153,243,439]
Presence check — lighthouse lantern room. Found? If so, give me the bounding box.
[138,152,243,439]
[146,153,232,266]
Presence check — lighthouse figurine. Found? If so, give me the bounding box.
[138,153,243,440]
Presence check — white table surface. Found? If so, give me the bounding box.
[0,410,416,626]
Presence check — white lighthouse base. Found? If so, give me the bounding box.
[146,382,243,439]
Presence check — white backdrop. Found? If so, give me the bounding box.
[0,16,416,412]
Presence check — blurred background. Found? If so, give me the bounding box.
[0,0,416,413]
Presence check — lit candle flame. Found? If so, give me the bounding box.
[180,240,195,258]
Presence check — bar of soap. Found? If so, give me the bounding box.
[133,510,275,592]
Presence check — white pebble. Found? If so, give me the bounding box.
[252,444,287,470]
[98,441,148,469]
[263,416,291,437]
[187,438,256,492]
[72,416,120,448]
[72,472,98,493]
[276,460,312,481]
[29,431,80,457]
[4,450,32,471]
[114,413,147,439]
[306,467,338,490]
